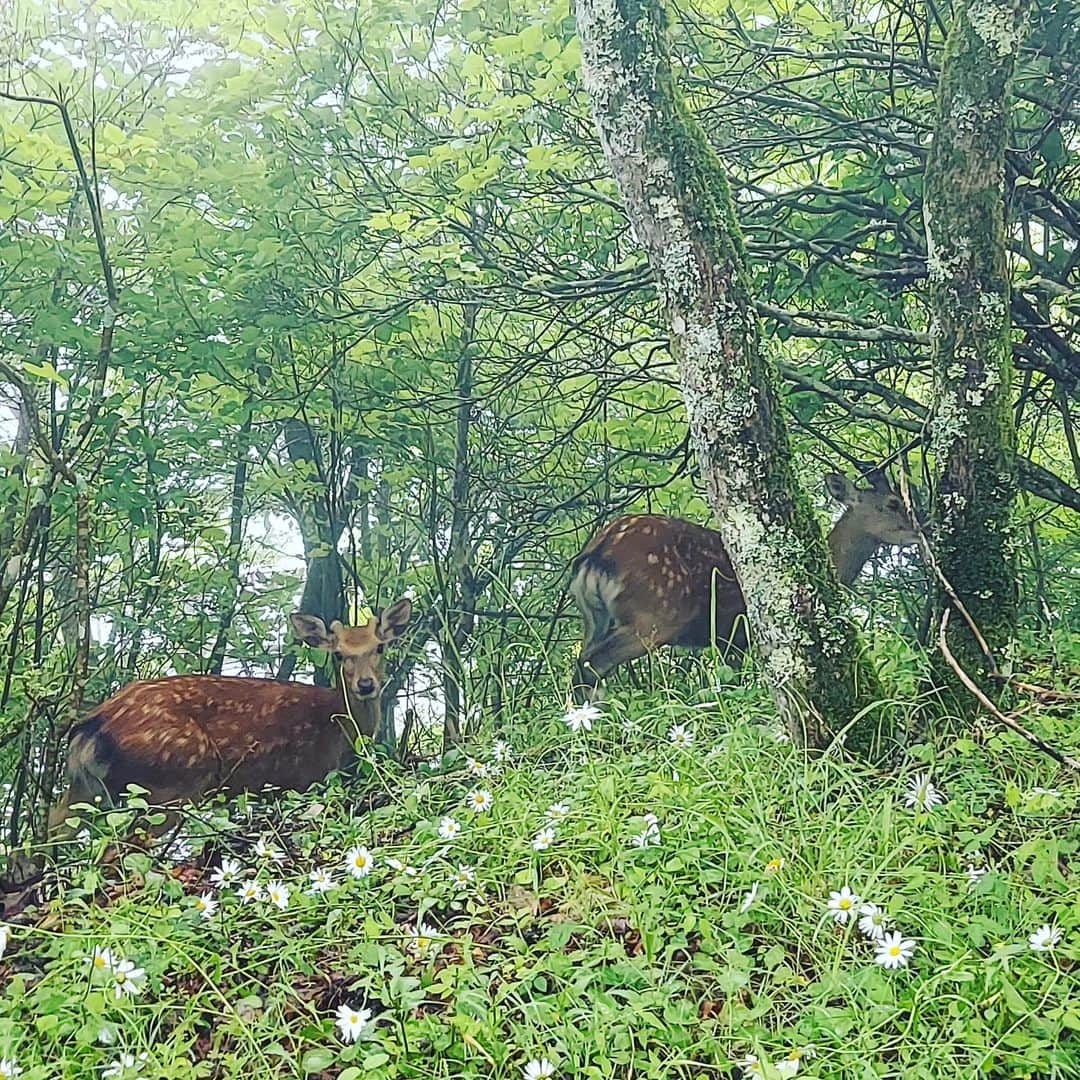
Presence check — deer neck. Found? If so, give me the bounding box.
[827,512,880,586]
[341,690,381,739]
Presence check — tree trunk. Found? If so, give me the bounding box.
[924,0,1026,697]
[575,0,891,755]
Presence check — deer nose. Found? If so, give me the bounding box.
[356,678,376,697]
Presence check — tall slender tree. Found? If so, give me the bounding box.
[574,0,893,755]
[924,0,1028,694]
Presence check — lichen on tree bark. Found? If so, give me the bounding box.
[575,0,894,756]
[924,0,1026,699]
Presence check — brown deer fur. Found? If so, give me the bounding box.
[49,600,411,830]
[570,474,917,699]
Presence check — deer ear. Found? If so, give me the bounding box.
[824,473,856,506]
[290,613,336,650]
[377,598,412,641]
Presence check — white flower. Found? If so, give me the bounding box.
[492,738,513,763]
[0,924,8,959]
[308,867,336,894]
[546,802,570,823]
[162,835,193,863]
[346,846,375,879]
[523,1058,556,1080]
[86,945,116,978]
[857,903,889,940]
[667,722,694,748]
[409,921,441,961]
[265,881,290,910]
[102,1052,148,1077]
[630,813,662,848]
[764,857,785,874]
[438,816,462,840]
[1029,924,1062,952]
[451,864,475,888]
[465,788,494,813]
[966,863,988,886]
[111,958,147,998]
[210,857,242,888]
[97,1025,118,1045]
[239,880,264,904]
[0,1060,22,1079]
[739,881,760,914]
[905,773,945,813]
[737,1054,763,1078]
[386,857,420,877]
[827,886,861,924]
[465,757,490,778]
[193,892,218,920]
[775,1056,801,1078]
[335,1002,372,1043]
[564,703,601,733]
[532,826,557,851]
[253,838,285,864]
[874,931,916,969]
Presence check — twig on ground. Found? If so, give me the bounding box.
[938,609,1080,772]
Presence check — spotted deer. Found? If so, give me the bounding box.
[49,601,412,831]
[570,474,918,700]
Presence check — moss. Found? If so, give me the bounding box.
[924,0,1025,704]
[578,0,893,757]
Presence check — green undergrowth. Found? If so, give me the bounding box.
[1,685,1078,1079]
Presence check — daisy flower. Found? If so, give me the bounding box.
[905,773,945,813]
[775,1056,801,1078]
[111,958,147,999]
[532,826,557,851]
[346,845,375,879]
[0,1060,21,1079]
[667,723,694,748]
[1029,924,1062,952]
[265,881,290,910]
[874,931,916,969]
[465,757,490,778]
[86,945,116,978]
[546,802,570,823]
[409,921,441,961]
[253,838,285,864]
[438,816,462,840]
[335,1002,372,1043]
[737,1054,763,1078]
[857,903,889,940]
[967,863,988,886]
[193,893,218,920]
[827,886,861,924]
[764,857,785,874]
[451,864,476,888]
[492,739,513,763]
[239,881,264,904]
[523,1059,556,1080]
[308,867,336,894]
[465,788,494,813]
[210,857,242,888]
[102,1052,148,1077]
[739,881,760,914]
[386,857,419,877]
[564,703,601,733]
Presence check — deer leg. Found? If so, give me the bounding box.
[574,626,651,703]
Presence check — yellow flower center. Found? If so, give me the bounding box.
[840,899,852,910]
[889,946,901,956]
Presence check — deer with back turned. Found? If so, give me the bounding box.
[570,474,918,700]
[48,600,411,832]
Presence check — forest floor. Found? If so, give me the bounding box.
[2,679,1079,1079]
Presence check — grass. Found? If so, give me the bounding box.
[1,680,1078,1079]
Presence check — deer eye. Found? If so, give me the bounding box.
[376,643,385,654]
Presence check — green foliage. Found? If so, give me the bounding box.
[3,688,1078,1077]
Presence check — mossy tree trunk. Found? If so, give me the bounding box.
[575,0,892,756]
[924,0,1026,698]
